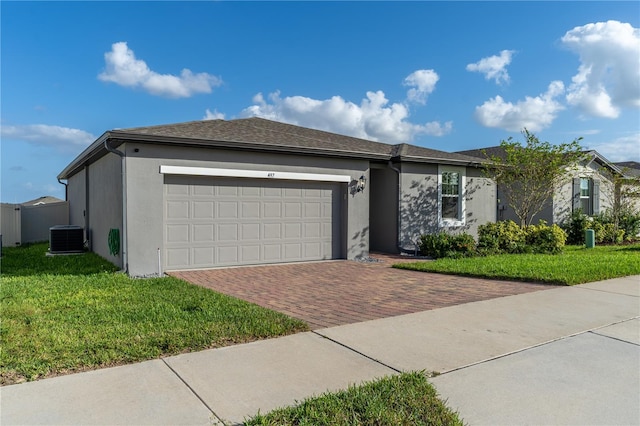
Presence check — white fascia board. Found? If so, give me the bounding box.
[160,165,352,183]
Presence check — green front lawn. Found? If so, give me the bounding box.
[0,243,308,385]
[395,244,640,285]
[246,372,462,426]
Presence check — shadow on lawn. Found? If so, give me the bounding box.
[0,242,118,277]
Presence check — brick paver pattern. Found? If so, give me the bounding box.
[169,254,552,329]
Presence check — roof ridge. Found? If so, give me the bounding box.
[239,117,393,148]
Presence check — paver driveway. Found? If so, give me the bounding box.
[169,254,552,329]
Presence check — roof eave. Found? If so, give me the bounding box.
[395,154,488,167]
[58,132,115,180]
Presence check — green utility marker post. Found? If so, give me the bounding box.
[585,229,595,248]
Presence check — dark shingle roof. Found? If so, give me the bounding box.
[394,143,484,164]
[614,161,640,177]
[59,117,487,179]
[456,146,506,160]
[113,117,392,158]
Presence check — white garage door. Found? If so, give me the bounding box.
[164,175,343,269]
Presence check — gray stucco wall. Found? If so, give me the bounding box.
[397,162,496,251]
[464,167,497,235]
[68,171,86,234]
[87,152,123,268]
[124,143,370,276]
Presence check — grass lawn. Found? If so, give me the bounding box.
[245,372,462,426]
[0,243,308,385]
[394,244,640,285]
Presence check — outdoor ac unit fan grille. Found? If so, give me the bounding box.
[49,225,84,253]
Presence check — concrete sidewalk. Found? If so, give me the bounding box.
[1,276,638,425]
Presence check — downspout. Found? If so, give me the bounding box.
[387,160,405,254]
[57,178,68,201]
[104,139,128,273]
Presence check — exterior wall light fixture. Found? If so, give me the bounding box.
[356,175,366,192]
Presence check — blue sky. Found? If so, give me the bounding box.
[1,1,639,203]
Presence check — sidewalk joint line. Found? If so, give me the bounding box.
[436,316,640,376]
[574,286,640,298]
[589,330,640,347]
[311,331,402,374]
[161,358,225,424]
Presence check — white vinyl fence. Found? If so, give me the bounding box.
[1,202,69,247]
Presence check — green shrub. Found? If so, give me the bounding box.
[562,209,589,245]
[616,208,640,241]
[418,232,476,259]
[524,220,567,254]
[477,220,526,254]
[563,208,640,245]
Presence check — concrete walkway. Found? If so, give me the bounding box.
[1,276,638,425]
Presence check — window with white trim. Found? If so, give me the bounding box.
[580,177,591,214]
[438,166,465,225]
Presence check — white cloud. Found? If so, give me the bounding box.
[203,109,225,120]
[241,89,452,144]
[404,69,439,104]
[0,124,95,152]
[561,20,640,118]
[98,42,222,98]
[586,132,640,162]
[466,50,515,85]
[474,81,565,132]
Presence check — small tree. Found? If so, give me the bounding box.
[597,166,640,239]
[483,129,585,227]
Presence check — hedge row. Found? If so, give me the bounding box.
[418,220,567,259]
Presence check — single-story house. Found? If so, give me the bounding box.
[458,147,629,225]
[58,117,494,276]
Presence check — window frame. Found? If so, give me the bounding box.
[438,165,466,227]
[580,177,592,215]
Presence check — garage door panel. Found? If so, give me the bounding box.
[284,202,302,218]
[167,248,190,269]
[241,223,260,240]
[218,224,238,241]
[241,245,261,262]
[284,223,301,239]
[217,246,238,263]
[242,186,260,196]
[193,201,215,219]
[264,244,282,260]
[167,201,189,219]
[193,224,214,242]
[193,247,215,266]
[164,176,342,269]
[193,185,214,196]
[264,223,281,239]
[218,202,238,218]
[166,224,189,243]
[241,202,260,218]
[263,202,281,218]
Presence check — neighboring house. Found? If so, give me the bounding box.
[613,161,640,213]
[22,196,65,206]
[1,196,68,247]
[58,117,494,276]
[614,161,640,175]
[458,147,626,225]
